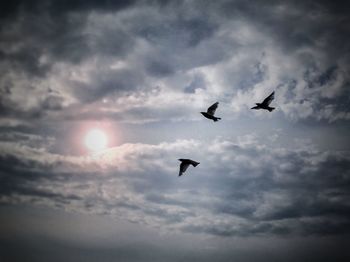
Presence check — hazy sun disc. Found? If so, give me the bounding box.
[85,129,107,151]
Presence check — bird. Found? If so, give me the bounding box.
[178,159,200,176]
[251,91,275,112]
[201,102,221,121]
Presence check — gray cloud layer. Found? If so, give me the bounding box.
[0,0,349,124]
[1,137,349,237]
[0,3,350,261]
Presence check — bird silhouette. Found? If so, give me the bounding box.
[251,91,275,112]
[201,102,221,121]
[178,159,200,176]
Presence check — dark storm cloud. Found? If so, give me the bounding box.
[71,68,144,103]
[184,74,207,93]
[0,132,55,150]
[212,0,350,120]
[0,0,137,70]
[1,0,348,122]
[0,0,137,19]
[0,140,102,208]
[219,0,350,53]
[0,0,139,116]
[0,0,217,120]
[137,16,217,49]
[0,5,85,75]
[0,91,66,122]
[145,59,175,77]
[0,152,51,196]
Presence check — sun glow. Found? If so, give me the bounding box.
[84,129,107,151]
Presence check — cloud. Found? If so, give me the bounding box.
[1,1,349,260]
[1,0,349,125]
[1,137,349,237]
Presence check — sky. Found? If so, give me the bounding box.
[0,0,350,261]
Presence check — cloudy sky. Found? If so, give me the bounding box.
[1,0,350,261]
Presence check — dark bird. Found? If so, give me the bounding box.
[178,159,200,176]
[251,91,275,112]
[201,102,221,121]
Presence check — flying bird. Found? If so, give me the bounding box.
[201,102,221,121]
[178,159,200,176]
[251,91,275,112]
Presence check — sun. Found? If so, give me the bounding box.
[84,129,107,151]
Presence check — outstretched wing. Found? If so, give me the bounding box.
[261,92,274,106]
[179,162,190,176]
[207,102,219,116]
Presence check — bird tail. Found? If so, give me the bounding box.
[214,117,221,122]
[192,162,200,167]
[268,107,275,112]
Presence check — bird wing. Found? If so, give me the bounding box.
[261,91,274,106]
[179,162,190,176]
[207,102,219,116]
[188,160,200,167]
